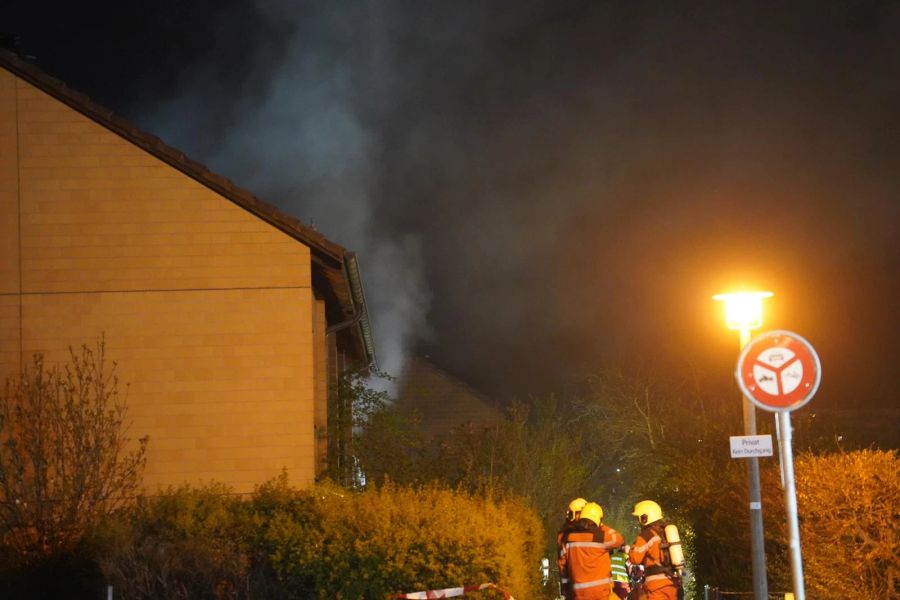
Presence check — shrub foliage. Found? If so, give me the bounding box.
[764,448,899,599]
[100,475,544,599]
[410,369,897,598]
[357,394,602,569]
[99,483,250,599]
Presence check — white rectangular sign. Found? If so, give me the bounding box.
[730,434,774,458]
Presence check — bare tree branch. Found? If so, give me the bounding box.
[0,337,148,565]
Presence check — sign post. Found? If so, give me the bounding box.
[736,330,822,600]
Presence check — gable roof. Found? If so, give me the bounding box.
[0,48,375,367]
[396,357,503,438]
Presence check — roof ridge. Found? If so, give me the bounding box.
[405,356,496,406]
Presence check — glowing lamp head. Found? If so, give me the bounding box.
[712,291,773,331]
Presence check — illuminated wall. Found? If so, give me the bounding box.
[0,68,329,493]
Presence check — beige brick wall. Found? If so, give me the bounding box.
[16,81,309,292]
[0,70,20,375]
[0,70,320,493]
[23,288,315,491]
[0,295,18,376]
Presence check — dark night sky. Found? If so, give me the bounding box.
[3,2,899,417]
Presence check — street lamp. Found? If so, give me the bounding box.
[713,290,773,600]
[713,291,772,338]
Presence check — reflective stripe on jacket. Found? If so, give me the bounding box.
[610,551,629,583]
[573,577,612,589]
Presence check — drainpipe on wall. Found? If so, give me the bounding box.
[325,311,362,335]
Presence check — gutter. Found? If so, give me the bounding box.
[326,252,377,370]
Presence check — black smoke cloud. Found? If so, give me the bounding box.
[6,1,899,408]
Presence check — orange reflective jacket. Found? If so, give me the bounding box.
[629,524,678,597]
[557,520,579,597]
[560,521,624,599]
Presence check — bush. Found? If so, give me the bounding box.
[98,475,544,599]
[357,394,601,569]
[99,483,250,600]
[251,477,544,599]
[764,448,899,599]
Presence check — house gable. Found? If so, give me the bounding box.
[0,53,374,493]
[0,48,374,368]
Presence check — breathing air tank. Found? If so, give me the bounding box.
[664,524,685,573]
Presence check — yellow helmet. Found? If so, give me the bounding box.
[567,497,587,521]
[632,500,663,525]
[580,502,604,526]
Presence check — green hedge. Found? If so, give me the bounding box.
[98,476,544,599]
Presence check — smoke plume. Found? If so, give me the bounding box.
[68,0,898,406]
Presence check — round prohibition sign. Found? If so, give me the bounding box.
[736,330,822,412]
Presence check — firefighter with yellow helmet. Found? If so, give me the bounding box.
[559,501,624,600]
[557,498,587,598]
[628,500,684,600]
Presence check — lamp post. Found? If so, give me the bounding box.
[713,290,773,600]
